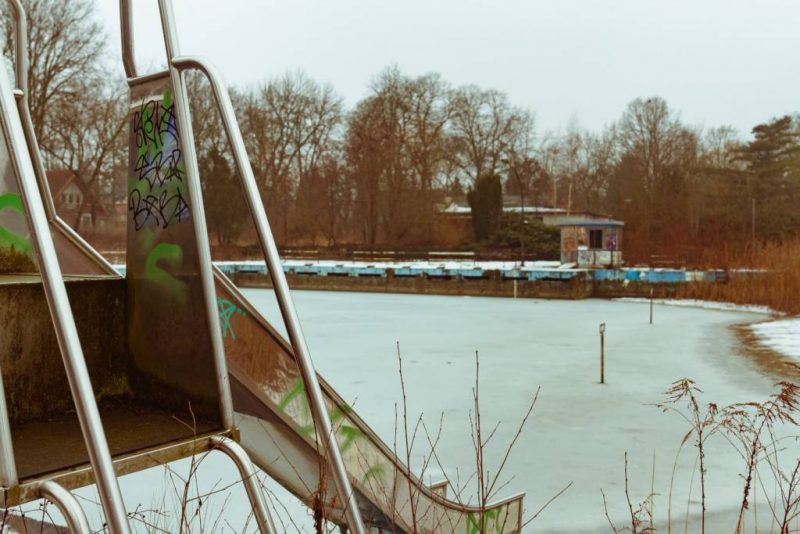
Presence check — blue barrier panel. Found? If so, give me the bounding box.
[209,262,729,286]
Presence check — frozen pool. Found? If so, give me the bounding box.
[59,291,795,532]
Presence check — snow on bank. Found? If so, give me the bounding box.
[254,258,565,271]
[751,318,800,361]
[614,297,777,315]
[616,298,800,364]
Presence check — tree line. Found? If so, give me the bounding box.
[7,0,800,264]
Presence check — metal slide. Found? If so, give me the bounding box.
[216,270,526,533]
[116,1,526,530]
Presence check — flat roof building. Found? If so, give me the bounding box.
[557,217,624,267]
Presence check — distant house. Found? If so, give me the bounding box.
[557,217,624,267]
[439,196,570,243]
[47,170,112,235]
[439,195,625,265]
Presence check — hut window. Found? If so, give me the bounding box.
[589,229,603,249]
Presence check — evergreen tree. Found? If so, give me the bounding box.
[467,173,503,241]
[735,116,800,238]
[199,147,248,245]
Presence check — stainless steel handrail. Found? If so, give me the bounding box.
[171,54,366,534]
[120,0,137,78]
[0,363,17,487]
[210,436,277,534]
[6,0,119,276]
[38,481,92,534]
[6,0,27,94]
[0,26,131,534]
[157,0,234,430]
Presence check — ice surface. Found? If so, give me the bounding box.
[615,297,778,315]
[241,291,786,533]
[617,297,800,366]
[46,294,792,532]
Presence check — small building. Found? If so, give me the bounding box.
[438,197,569,246]
[47,169,112,235]
[557,217,624,267]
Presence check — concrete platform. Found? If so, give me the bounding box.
[0,273,117,285]
[12,404,217,480]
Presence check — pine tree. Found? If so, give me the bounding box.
[467,173,503,242]
[735,116,800,238]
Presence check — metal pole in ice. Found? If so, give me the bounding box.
[599,322,606,384]
[649,286,654,325]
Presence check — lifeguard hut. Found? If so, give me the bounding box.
[558,216,624,267]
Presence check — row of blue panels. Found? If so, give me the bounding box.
[212,262,727,283]
[217,262,575,280]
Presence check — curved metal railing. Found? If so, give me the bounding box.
[38,481,92,534]
[209,436,278,534]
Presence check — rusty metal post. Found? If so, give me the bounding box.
[599,322,606,384]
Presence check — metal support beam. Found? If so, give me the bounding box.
[157,0,234,430]
[0,363,17,487]
[6,0,27,92]
[120,0,137,78]
[210,436,277,534]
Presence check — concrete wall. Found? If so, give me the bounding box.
[0,278,129,423]
[235,270,594,300]
[235,270,697,301]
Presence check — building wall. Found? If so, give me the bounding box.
[560,225,623,266]
[58,183,83,210]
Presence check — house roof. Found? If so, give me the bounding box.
[556,217,625,227]
[441,202,568,215]
[46,169,109,216]
[46,169,77,197]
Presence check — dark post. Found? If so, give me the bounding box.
[520,175,525,266]
[649,286,654,325]
[599,322,606,384]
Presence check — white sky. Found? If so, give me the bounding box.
[96,0,800,137]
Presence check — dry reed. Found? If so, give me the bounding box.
[676,239,800,315]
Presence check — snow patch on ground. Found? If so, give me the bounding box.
[614,297,778,315]
[261,258,565,270]
[751,318,800,361]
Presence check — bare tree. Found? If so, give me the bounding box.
[45,74,127,231]
[617,97,696,244]
[344,66,454,246]
[345,93,396,245]
[2,0,106,145]
[545,123,618,215]
[238,71,343,244]
[450,86,530,187]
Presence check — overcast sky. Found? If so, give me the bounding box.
[96,0,800,138]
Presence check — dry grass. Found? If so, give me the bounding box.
[676,239,800,315]
[0,246,36,274]
[604,379,800,534]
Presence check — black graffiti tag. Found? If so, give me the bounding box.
[128,90,191,230]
